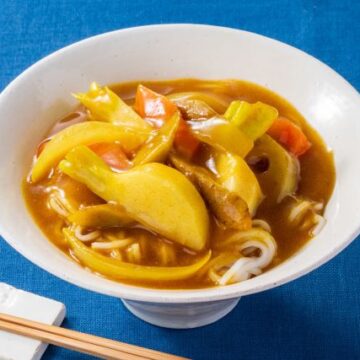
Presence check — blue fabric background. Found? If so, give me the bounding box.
[1,1,359,359]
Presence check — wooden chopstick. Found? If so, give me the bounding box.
[0,318,140,360]
[0,313,188,360]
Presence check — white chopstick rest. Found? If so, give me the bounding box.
[0,283,66,360]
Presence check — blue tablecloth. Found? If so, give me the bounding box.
[1,1,359,359]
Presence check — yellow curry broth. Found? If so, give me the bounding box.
[23,79,335,289]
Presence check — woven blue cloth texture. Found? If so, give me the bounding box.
[1,1,359,359]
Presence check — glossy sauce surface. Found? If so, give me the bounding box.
[23,79,335,288]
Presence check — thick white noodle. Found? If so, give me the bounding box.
[218,258,254,285]
[48,196,69,217]
[288,200,312,223]
[208,268,222,283]
[288,198,326,236]
[47,191,75,217]
[252,219,271,232]
[91,238,133,250]
[313,202,324,212]
[217,229,277,286]
[74,226,101,242]
[311,214,326,236]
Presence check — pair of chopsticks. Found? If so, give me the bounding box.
[0,313,188,360]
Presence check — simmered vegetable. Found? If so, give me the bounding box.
[132,112,180,165]
[135,84,177,125]
[64,228,211,281]
[174,118,200,159]
[68,203,133,228]
[267,117,311,156]
[134,85,200,159]
[224,101,278,140]
[168,92,229,113]
[188,117,254,158]
[31,122,150,182]
[216,152,263,216]
[171,98,217,120]
[74,82,151,131]
[170,155,251,230]
[90,143,130,170]
[247,134,299,203]
[59,146,209,250]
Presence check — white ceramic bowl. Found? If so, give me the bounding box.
[0,25,359,329]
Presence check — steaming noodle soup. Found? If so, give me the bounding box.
[23,79,335,289]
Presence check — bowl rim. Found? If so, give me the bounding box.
[1,23,360,303]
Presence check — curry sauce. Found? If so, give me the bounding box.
[23,79,335,289]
